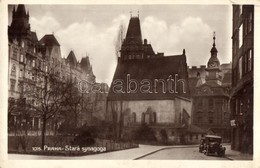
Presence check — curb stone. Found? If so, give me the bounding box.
[134,145,198,160]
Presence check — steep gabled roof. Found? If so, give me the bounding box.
[30,31,38,43]
[39,34,60,46]
[143,44,155,56]
[15,4,27,16]
[108,54,190,101]
[124,17,142,45]
[80,56,91,71]
[67,50,77,66]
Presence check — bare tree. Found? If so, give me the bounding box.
[61,81,84,130]
[58,79,96,135]
[24,72,68,149]
[110,101,125,140]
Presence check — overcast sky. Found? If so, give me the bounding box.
[8,5,232,85]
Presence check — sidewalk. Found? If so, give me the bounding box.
[224,145,253,160]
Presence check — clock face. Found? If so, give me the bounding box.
[209,62,217,67]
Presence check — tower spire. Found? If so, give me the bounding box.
[210,31,218,56]
[213,31,216,47]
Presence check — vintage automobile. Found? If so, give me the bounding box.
[199,135,226,157]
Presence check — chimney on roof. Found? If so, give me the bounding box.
[144,39,147,45]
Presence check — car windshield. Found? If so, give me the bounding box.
[208,138,221,143]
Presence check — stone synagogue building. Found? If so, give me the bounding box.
[107,15,205,144]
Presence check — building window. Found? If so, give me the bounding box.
[10,80,15,91]
[239,5,243,15]
[151,112,157,123]
[19,69,23,78]
[11,64,16,76]
[20,54,24,62]
[131,112,136,123]
[12,49,18,60]
[238,56,242,79]
[32,60,36,67]
[141,112,145,124]
[18,82,23,93]
[239,24,243,48]
[145,113,150,124]
[248,49,252,72]
[21,41,25,48]
[248,12,253,32]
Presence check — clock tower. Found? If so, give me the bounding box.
[206,32,222,85]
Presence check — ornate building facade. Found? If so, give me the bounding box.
[230,5,254,154]
[8,5,105,135]
[188,34,232,142]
